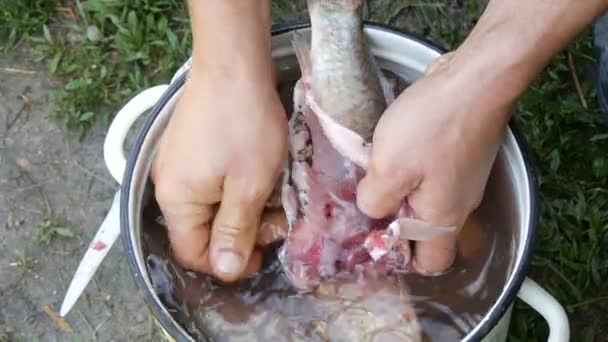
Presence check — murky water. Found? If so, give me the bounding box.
[140,59,517,341]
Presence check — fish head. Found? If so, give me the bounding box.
[313,275,423,342]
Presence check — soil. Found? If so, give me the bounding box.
[0,49,160,341]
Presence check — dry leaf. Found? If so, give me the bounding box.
[42,304,74,334]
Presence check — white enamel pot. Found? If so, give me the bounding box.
[102,23,570,342]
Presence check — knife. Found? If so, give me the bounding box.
[59,190,121,317]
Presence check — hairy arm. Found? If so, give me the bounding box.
[188,0,273,80]
[358,0,608,274]
[450,0,608,125]
[152,0,288,282]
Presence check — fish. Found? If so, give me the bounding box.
[310,275,423,342]
[277,0,456,292]
[306,0,391,142]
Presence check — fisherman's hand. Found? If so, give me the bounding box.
[356,52,512,275]
[150,68,288,282]
[355,0,608,275]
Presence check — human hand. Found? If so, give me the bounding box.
[150,68,288,282]
[356,51,512,274]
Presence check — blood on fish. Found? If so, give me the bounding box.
[323,203,332,219]
[340,232,367,249]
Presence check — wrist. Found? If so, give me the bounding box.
[444,0,608,120]
[188,0,274,83]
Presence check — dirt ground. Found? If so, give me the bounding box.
[0,50,160,341]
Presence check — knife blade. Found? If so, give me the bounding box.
[60,190,121,317]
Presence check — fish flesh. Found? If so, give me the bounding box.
[278,0,456,292]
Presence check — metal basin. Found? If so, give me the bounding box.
[103,23,570,342]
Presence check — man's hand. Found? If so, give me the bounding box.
[357,52,510,274]
[150,71,287,282]
[357,0,608,275]
[147,0,289,283]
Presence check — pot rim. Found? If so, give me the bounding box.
[119,21,539,342]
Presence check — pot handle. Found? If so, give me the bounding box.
[103,85,169,184]
[517,277,570,342]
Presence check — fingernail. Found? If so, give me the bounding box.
[216,250,243,275]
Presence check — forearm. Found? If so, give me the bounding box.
[449,0,608,120]
[187,0,273,81]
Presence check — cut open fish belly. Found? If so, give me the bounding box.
[272,1,459,293]
[277,48,456,290]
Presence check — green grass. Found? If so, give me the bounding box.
[510,31,608,342]
[3,0,192,137]
[12,249,36,276]
[34,218,74,245]
[0,0,60,50]
[0,0,308,138]
[2,0,607,340]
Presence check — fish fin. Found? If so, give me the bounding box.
[389,218,457,241]
[292,30,312,83]
[281,183,299,228]
[280,158,301,229]
[293,80,307,114]
[306,93,372,170]
[378,68,395,106]
[288,109,309,159]
[368,46,395,106]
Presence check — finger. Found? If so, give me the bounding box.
[209,172,275,282]
[169,241,263,281]
[409,199,461,275]
[152,158,223,274]
[407,179,472,274]
[256,208,288,246]
[413,231,459,275]
[357,165,421,219]
[162,203,215,274]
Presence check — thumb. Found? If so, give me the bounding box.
[208,174,270,282]
[357,164,421,219]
